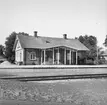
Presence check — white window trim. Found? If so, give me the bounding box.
[30,52,36,60]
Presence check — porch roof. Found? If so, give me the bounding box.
[17,34,89,51]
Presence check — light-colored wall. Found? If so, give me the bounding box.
[15,40,24,63]
[15,49,24,62]
[15,40,22,51]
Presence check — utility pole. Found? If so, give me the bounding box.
[97,46,98,64]
[96,40,99,65]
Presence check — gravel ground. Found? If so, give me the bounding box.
[0,79,107,105]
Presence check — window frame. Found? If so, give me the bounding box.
[30,52,36,60]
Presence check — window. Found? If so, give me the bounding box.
[30,52,36,60]
[20,52,22,61]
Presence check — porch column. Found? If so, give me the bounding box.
[69,49,71,65]
[57,48,60,64]
[76,51,78,65]
[72,51,73,64]
[41,50,42,65]
[44,49,46,65]
[64,48,66,65]
[53,48,54,64]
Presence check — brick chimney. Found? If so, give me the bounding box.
[63,34,67,39]
[34,31,38,37]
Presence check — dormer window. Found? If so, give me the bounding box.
[46,41,50,43]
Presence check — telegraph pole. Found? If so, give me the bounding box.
[96,41,99,65]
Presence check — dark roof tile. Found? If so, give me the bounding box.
[17,34,89,51]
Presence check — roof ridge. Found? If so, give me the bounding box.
[18,34,75,40]
[39,36,75,40]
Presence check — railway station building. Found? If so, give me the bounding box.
[13,31,89,65]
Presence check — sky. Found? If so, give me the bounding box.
[0,0,107,47]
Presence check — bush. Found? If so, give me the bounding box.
[86,59,94,65]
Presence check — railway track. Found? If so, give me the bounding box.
[1,73,107,81]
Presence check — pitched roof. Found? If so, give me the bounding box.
[16,34,89,51]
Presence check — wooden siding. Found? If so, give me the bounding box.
[15,40,22,51]
[15,40,24,64]
[15,49,24,62]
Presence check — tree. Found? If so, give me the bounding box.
[0,45,5,55]
[76,35,97,64]
[18,32,29,36]
[5,32,16,63]
[103,35,107,47]
[5,32,29,63]
[96,46,105,64]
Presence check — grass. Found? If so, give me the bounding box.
[0,100,77,105]
[0,68,107,105]
[0,66,107,105]
[0,79,107,105]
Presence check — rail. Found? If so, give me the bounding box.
[0,65,107,81]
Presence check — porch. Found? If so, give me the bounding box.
[41,47,78,65]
